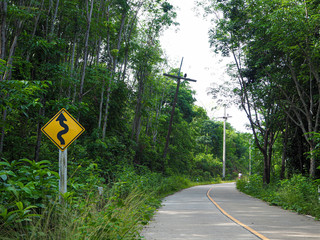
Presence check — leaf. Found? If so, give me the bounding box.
[16,201,23,211]
[24,205,38,211]
[0,162,11,168]
[22,187,32,195]
[0,174,7,181]
[38,160,51,165]
[7,213,18,222]
[20,158,33,164]
[50,171,59,178]
[0,207,8,218]
[0,170,15,177]
[6,186,19,198]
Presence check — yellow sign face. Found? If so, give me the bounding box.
[41,108,85,151]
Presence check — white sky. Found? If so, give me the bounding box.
[160,0,250,133]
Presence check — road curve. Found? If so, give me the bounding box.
[141,183,320,240]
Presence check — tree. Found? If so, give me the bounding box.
[201,0,320,180]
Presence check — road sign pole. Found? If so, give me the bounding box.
[59,148,67,203]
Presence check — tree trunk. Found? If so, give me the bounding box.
[309,144,316,178]
[79,0,94,103]
[101,5,127,139]
[113,12,126,73]
[50,0,60,36]
[102,75,112,140]
[280,118,288,179]
[284,58,318,178]
[34,97,46,161]
[131,72,145,142]
[0,109,7,156]
[26,0,45,62]
[98,78,105,129]
[3,20,23,80]
[0,0,7,61]
[262,129,270,184]
[101,2,111,137]
[72,48,80,103]
[0,1,7,153]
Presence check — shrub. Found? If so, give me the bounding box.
[237,174,320,219]
[277,175,318,214]
[0,158,59,227]
[237,174,264,197]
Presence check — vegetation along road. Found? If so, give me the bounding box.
[2,1,320,239]
[142,183,320,240]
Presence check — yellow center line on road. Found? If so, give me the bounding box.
[207,187,270,240]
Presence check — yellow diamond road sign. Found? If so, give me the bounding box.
[41,108,85,151]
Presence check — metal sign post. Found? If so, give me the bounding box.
[59,148,67,203]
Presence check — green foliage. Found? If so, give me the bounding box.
[237,174,320,219]
[0,0,256,238]
[0,201,40,225]
[277,175,318,215]
[237,174,264,197]
[203,0,320,178]
[192,153,222,181]
[0,158,58,206]
[0,158,58,226]
[307,132,320,165]
[157,175,192,197]
[0,159,207,239]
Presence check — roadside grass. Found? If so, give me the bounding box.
[1,188,156,240]
[236,174,320,220]
[0,160,222,240]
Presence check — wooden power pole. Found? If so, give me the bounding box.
[162,58,197,163]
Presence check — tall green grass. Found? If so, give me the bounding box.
[1,188,155,239]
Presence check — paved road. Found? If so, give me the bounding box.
[141,183,320,240]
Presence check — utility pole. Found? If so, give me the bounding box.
[221,106,231,179]
[162,58,197,162]
[249,138,252,176]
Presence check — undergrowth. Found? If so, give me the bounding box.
[0,158,219,239]
[236,174,320,219]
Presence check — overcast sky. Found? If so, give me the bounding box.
[160,0,250,132]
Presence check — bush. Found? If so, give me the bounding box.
[0,158,59,226]
[236,174,264,197]
[1,156,221,239]
[277,175,318,215]
[237,174,320,219]
[191,153,222,181]
[157,175,192,197]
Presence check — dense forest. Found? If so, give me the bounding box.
[0,0,250,238]
[1,0,320,238]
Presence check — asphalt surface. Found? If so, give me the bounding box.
[141,183,320,240]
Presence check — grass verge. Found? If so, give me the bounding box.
[236,174,320,220]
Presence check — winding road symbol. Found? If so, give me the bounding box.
[41,108,85,151]
[56,112,69,145]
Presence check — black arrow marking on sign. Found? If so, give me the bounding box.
[56,112,69,145]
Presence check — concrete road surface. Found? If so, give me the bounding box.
[141,183,320,240]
